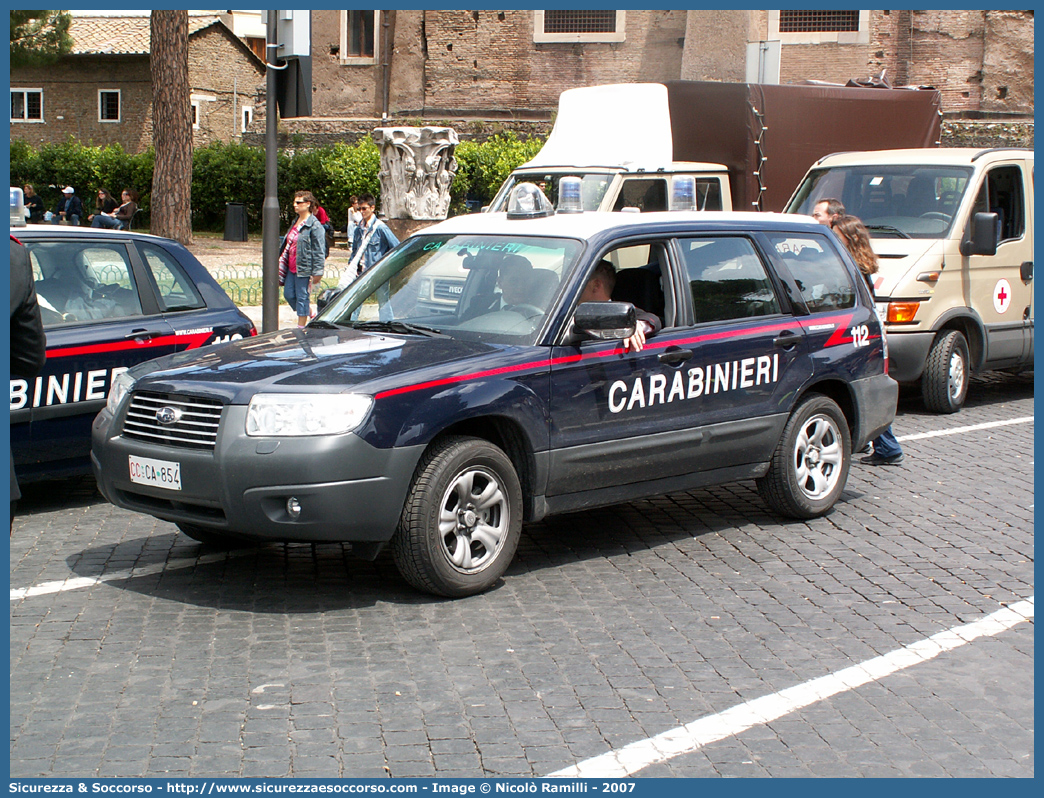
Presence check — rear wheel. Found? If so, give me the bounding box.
[757,394,851,519]
[392,436,522,598]
[922,330,970,413]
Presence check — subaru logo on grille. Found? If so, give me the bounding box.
[156,406,182,426]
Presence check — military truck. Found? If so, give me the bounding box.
[486,81,941,214]
[786,147,1034,413]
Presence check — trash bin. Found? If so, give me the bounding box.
[224,202,248,241]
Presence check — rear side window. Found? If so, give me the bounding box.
[767,234,855,313]
[679,237,781,324]
[27,241,142,326]
[138,243,205,311]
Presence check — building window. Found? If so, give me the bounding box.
[99,90,121,123]
[768,10,869,44]
[191,101,200,130]
[245,36,266,61]
[242,106,254,133]
[778,11,859,33]
[533,10,626,43]
[340,10,379,64]
[11,89,43,122]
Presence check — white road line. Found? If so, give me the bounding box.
[896,415,1033,442]
[548,598,1035,778]
[10,552,236,601]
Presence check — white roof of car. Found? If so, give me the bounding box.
[412,210,821,240]
[814,147,1034,168]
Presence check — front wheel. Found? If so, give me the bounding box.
[757,394,851,519]
[922,330,970,413]
[392,436,523,598]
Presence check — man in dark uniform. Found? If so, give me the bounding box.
[10,236,46,528]
[579,259,662,352]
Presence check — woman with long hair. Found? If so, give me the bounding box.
[87,188,118,224]
[832,214,904,466]
[278,190,326,327]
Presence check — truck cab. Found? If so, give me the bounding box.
[485,164,731,214]
[786,148,1034,412]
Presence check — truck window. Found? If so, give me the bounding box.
[680,237,781,324]
[972,165,1025,243]
[767,234,855,313]
[613,178,668,212]
[693,178,724,211]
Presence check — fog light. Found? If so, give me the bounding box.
[286,497,302,519]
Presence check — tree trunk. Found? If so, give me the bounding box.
[150,11,192,245]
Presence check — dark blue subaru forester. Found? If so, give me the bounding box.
[92,187,896,597]
[11,225,255,482]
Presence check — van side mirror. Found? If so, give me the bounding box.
[574,301,636,341]
[960,212,999,257]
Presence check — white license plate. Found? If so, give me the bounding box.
[128,455,182,491]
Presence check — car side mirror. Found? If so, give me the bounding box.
[574,301,637,341]
[960,211,999,257]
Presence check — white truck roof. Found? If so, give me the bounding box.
[813,147,1034,168]
[522,83,674,169]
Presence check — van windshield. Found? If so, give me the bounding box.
[789,165,974,239]
[317,234,583,346]
[488,173,613,213]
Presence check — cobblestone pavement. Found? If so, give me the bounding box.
[10,373,1033,778]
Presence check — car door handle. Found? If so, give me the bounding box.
[773,331,803,349]
[658,347,693,365]
[1020,260,1032,282]
[125,329,166,341]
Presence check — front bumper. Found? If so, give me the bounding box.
[850,372,899,451]
[92,405,424,543]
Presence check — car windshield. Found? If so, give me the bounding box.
[317,234,584,346]
[789,165,974,239]
[488,173,614,213]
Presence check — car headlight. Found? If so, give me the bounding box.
[106,370,135,414]
[246,393,373,437]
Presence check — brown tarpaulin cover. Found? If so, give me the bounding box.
[664,81,942,212]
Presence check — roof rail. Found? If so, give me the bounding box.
[971,147,1031,162]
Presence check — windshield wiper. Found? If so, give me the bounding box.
[352,320,448,338]
[307,319,344,330]
[865,224,911,239]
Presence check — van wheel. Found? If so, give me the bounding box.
[922,330,969,413]
[392,436,523,598]
[757,394,851,519]
[176,522,248,548]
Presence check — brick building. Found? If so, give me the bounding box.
[10,15,266,153]
[294,10,1032,117]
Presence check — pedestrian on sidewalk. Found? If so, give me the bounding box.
[831,213,904,466]
[279,191,325,328]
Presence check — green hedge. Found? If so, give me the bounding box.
[11,132,545,232]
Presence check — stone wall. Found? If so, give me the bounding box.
[11,55,154,152]
[250,115,1031,153]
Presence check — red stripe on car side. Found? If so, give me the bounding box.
[47,332,213,359]
[375,312,861,400]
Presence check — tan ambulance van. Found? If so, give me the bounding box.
[786,148,1033,412]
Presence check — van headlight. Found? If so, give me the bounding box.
[246,393,373,437]
[106,370,135,414]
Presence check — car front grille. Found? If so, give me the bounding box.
[432,279,464,301]
[123,391,224,450]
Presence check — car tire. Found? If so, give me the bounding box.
[176,522,249,549]
[922,330,970,414]
[757,394,851,519]
[392,436,523,598]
